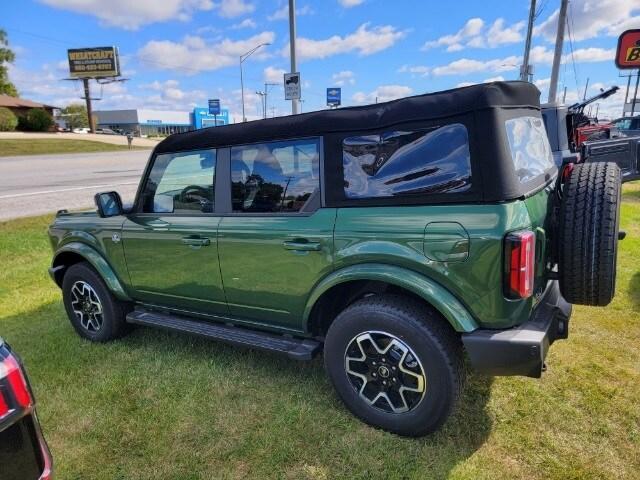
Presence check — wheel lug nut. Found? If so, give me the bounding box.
[372,361,376,365]
[392,366,396,370]
[372,373,377,377]
[382,358,386,362]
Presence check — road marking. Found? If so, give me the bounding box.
[0,182,139,199]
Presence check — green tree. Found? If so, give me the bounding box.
[0,29,18,97]
[18,108,53,131]
[61,103,89,129]
[0,106,17,131]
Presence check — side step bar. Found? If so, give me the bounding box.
[126,308,321,361]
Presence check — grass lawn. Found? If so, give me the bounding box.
[0,184,638,479]
[0,139,149,156]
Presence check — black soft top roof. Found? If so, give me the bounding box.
[155,81,541,154]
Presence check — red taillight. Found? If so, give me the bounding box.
[0,389,8,417]
[504,230,536,299]
[0,354,33,419]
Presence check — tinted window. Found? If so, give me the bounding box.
[141,150,215,214]
[343,124,471,199]
[231,139,320,213]
[505,116,555,183]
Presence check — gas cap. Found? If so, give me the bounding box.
[423,222,470,262]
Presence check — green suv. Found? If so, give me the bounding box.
[48,82,622,436]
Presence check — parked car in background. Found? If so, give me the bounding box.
[0,338,52,480]
[543,92,640,182]
[95,128,117,135]
[72,128,89,134]
[611,116,640,137]
[48,81,623,437]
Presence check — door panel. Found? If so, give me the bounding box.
[122,215,226,314]
[121,148,227,314]
[218,209,336,329]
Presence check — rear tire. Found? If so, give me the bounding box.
[558,162,621,306]
[324,294,464,437]
[62,262,131,342]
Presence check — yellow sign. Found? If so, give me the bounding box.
[68,47,120,79]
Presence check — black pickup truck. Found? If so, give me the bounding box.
[542,87,640,183]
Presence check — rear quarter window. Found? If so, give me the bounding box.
[505,116,555,183]
[343,123,471,199]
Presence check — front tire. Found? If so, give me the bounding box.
[62,262,130,342]
[324,294,464,437]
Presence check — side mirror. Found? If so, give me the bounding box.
[95,191,123,217]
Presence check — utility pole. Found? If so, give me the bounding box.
[562,86,567,103]
[583,77,590,100]
[548,0,568,103]
[82,78,95,133]
[288,0,299,115]
[520,0,536,82]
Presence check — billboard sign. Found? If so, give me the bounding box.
[616,29,640,69]
[68,46,120,78]
[208,99,221,115]
[327,88,341,107]
[284,72,301,100]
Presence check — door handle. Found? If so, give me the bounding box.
[283,240,321,251]
[181,236,211,247]
[146,220,169,230]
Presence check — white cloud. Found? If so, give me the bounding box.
[332,70,355,86]
[535,0,640,42]
[215,0,254,18]
[288,23,406,61]
[432,45,615,77]
[264,66,286,83]
[352,85,413,105]
[138,31,274,74]
[422,18,484,52]
[267,4,313,21]
[568,47,617,63]
[486,19,525,47]
[423,17,524,52]
[231,18,256,29]
[432,55,520,76]
[39,0,215,30]
[339,0,364,7]
[397,64,430,76]
[484,76,505,82]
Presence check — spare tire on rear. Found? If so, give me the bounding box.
[558,162,621,306]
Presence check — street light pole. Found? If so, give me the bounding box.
[288,0,299,115]
[239,42,270,122]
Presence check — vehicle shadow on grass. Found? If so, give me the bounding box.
[629,271,640,309]
[4,301,494,478]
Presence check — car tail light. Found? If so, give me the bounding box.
[0,353,33,419]
[504,230,536,299]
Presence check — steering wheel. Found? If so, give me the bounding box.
[179,185,211,206]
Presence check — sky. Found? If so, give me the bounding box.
[3,0,640,121]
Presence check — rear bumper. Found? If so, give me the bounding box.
[462,281,571,378]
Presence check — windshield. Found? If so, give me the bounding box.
[505,116,556,183]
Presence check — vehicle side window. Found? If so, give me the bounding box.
[505,116,555,183]
[230,138,320,213]
[140,149,216,214]
[342,124,471,199]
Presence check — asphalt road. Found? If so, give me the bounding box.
[0,150,151,222]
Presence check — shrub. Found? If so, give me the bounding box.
[18,108,54,132]
[0,106,17,131]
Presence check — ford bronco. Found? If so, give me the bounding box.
[48,81,622,436]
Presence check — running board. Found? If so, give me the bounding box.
[126,308,321,360]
